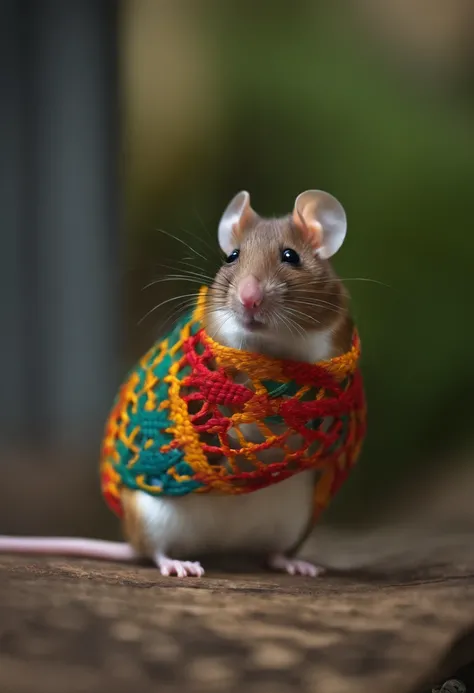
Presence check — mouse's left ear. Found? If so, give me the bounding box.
[218,191,258,255]
[292,190,347,259]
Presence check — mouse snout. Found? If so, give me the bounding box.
[237,275,263,311]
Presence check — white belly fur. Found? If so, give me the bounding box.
[135,469,315,559]
[134,321,335,560]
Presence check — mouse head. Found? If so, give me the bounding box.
[206,190,349,350]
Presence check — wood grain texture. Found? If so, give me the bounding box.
[0,534,473,693]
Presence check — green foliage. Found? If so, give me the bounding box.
[127,5,474,523]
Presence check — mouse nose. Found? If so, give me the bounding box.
[238,275,263,310]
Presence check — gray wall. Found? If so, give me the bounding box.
[0,0,122,451]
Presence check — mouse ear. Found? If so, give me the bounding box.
[292,190,347,259]
[218,191,258,255]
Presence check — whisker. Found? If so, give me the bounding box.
[162,292,209,325]
[284,314,322,331]
[178,224,220,259]
[338,277,391,288]
[150,261,216,282]
[277,312,306,339]
[288,297,343,311]
[161,299,201,328]
[175,221,224,263]
[284,306,323,326]
[155,228,208,262]
[177,257,208,265]
[142,276,211,291]
[286,299,345,316]
[209,312,235,341]
[286,288,347,297]
[192,206,221,246]
[175,259,226,282]
[176,259,218,276]
[138,292,199,326]
[303,276,391,289]
[273,308,304,339]
[142,267,229,296]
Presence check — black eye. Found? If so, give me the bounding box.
[281,248,300,265]
[226,249,240,263]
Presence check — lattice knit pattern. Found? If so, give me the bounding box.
[100,287,366,521]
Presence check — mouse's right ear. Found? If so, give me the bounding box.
[218,191,257,255]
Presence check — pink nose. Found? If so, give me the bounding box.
[238,275,263,310]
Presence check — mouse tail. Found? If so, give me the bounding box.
[0,536,138,562]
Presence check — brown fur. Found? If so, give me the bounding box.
[205,215,353,356]
[122,208,353,561]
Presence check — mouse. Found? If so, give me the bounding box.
[0,189,366,578]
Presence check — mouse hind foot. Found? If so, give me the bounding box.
[267,553,325,577]
[154,553,204,578]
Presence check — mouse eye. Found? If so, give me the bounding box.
[226,249,240,263]
[281,248,300,265]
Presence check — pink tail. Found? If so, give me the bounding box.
[0,536,138,562]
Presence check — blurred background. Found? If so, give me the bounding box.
[1,0,473,540]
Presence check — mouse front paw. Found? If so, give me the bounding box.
[154,553,204,578]
[267,553,324,577]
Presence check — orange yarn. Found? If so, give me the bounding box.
[100,287,366,522]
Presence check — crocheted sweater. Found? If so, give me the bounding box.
[100,287,366,522]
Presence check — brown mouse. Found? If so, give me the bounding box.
[205,189,352,361]
[0,189,358,578]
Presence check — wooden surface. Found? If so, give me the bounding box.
[1,463,473,692]
[1,530,474,693]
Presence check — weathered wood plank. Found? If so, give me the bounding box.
[0,541,473,693]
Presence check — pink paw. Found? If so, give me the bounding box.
[155,555,204,578]
[268,554,324,577]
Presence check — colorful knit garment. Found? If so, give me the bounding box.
[100,287,366,521]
